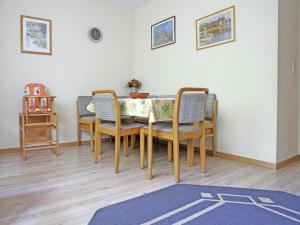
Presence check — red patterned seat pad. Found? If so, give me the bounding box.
[24,83,52,113]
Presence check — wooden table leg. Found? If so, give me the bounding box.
[167,141,172,162]
[140,129,145,169]
[148,122,153,180]
[131,134,136,149]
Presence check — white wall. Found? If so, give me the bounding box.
[2,0,298,163]
[134,0,279,163]
[298,1,300,156]
[277,0,299,162]
[0,0,134,148]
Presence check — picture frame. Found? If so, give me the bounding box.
[151,16,176,50]
[196,6,236,51]
[20,15,52,55]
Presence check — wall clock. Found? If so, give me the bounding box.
[88,27,103,42]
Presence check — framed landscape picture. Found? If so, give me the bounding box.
[196,6,235,50]
[20,15,52,55]
[151,16,176,50]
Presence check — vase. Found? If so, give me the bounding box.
[131,87,138,93]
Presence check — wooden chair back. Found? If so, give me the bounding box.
[205,93,217,121]
[92,90,121,129]
[173,87,209,133]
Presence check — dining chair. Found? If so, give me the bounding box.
[93,90,145,173]
[140,87,208,183]
[77,96,95,150]
[118,95,137,149]
[201,93,218,157]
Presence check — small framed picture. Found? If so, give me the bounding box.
[151,16,176,50]
[196,6,236,50]
[20,15,52,55]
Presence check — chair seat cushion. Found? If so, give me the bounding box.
[144,123,201,133]
[24,84,53,113]
[80,116,95,122]
[100,122,145,130]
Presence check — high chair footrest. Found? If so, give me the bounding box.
[25,122,56,127]
[24,140,55,145]
[24,145,59,151]
[25,113,55,116]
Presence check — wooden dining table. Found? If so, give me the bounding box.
[87,97,175,179]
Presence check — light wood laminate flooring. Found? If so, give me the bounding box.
[0,143,299,225]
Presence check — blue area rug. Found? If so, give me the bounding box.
[89,184,300,225]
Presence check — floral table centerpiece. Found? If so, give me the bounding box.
[127,78,141,93]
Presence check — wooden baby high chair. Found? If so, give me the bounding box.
[19,83,59,160]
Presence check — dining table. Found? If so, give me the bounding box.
[87,97,175,123]
[87,96,176,179]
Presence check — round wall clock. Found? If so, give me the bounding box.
[88,27,103,42]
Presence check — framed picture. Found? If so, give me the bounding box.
[20,15,52,55]
[196,6,236,50]
[151,16,176,50]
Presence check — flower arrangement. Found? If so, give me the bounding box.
[127,78,141,92]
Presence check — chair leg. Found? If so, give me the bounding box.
[131,134,136,150]
[148,123,153,180]
[114,135,121,173]
[89,123,94,152]
[167,141,172,162]
[123,135,128,157]
[140,130,145,169]
[22,132,26,161]
[173,137,180,183]
[200,133,206,173]
[19,123,23,153]
[187,139,194,167]
[94,131,101,162]
[77,125,81,146]
[21,118,26,161]
[212,134,217,157]
[99,133,102,156]
[22,149,26,160]
[55,123,60,156]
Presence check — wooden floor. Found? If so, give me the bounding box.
[0,143,299,225]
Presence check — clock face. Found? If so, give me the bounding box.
[88,27,103,42]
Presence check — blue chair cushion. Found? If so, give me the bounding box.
[144,123,200,133]
[80,115,95,122]
[99,122,145,130]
